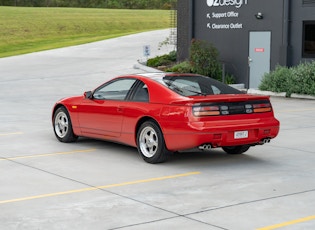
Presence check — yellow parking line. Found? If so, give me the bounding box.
[0,132,23,136]
[0,149,96,161]
[0,171,201,205]
[257,215,315,230]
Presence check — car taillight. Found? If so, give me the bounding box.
[193,105,220,116]
[193,100,272,117]
[251,102,272,113]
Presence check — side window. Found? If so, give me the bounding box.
[132,83,149,102]
[93,78,136,100]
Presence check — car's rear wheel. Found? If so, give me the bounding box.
[137,120,168,164]
[222,145,250,154]
[53,107,78,143]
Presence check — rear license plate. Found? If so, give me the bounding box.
[234,131,248,139]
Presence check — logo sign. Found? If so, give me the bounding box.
[207,0,248,8]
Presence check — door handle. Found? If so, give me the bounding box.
[248,57,253,66]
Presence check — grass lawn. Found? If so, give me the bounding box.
[0,6,170,58]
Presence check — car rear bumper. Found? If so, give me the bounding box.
[162,118,280,151]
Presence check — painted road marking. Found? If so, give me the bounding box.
[257,215,315,230]
[0,171,201,205]
[0,149,96,161]
[0,132,23,136]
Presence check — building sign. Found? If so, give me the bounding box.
[255,48,265,52]
[205,0,249,30]
[207,0,248,8]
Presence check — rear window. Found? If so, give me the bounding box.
[156,75,242,96]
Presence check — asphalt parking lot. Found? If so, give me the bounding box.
[1,29,315,230]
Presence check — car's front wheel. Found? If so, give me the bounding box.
[137,120,168,164]
[53,106,78,143]
[222,145,250,154]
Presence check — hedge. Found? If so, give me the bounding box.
[259,61,315,96]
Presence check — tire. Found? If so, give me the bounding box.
[137,120,168,164]
[53,106,78,143]
[222,145,250,155]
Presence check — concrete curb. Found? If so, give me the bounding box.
[247,89,287,97]
[247,89,315,100]
[133,62,163,73]
[291,93,315,100]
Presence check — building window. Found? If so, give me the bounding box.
[303,21,315,58]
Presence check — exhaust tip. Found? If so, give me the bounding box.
[259,138,271,145]
[199,144,212,151]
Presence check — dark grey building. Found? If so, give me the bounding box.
[177,0,315,88]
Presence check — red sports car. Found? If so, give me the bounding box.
[52,73,280,163]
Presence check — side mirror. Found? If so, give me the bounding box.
[84,91,93,99]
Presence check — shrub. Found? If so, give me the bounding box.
[259,61,315,96]
[224,73,236,84]
[289,62,315,96]
[147,50,176,67]
[148,39,223,81]
[166,61,192,73]
[259,65,291,93]
[189,39,222,80]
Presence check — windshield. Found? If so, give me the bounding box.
[155,74,242,96]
